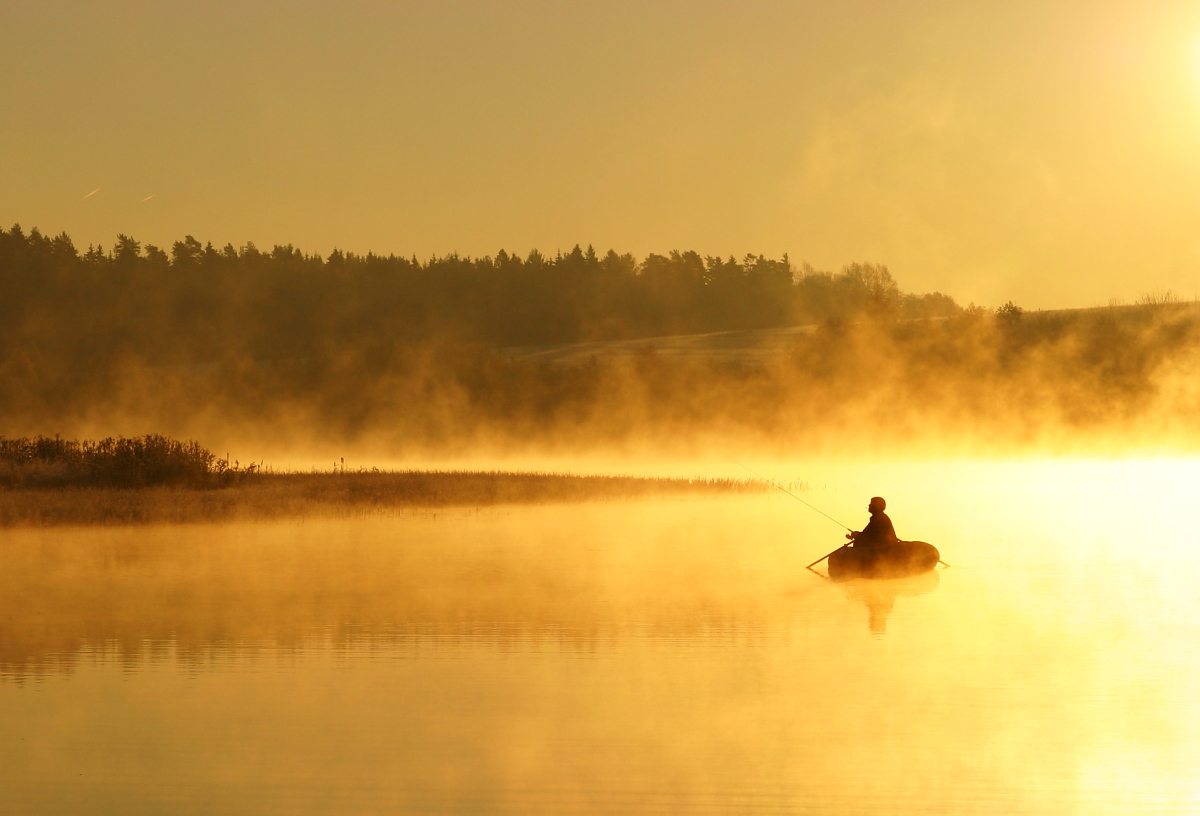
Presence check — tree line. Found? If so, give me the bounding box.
[4,224,1200,454]
[0,224,962,370]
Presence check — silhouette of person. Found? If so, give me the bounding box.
[846,496,898,551]
[845,570,940,635]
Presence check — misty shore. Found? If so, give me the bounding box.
[0,470,760,527]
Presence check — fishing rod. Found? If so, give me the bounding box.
[728,458,858,571]
[727,457,855,535]
[729,459,950,572]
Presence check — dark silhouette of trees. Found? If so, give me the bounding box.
[996,301,1024,325]
[1,218,1198,455]
[0,224,961,372]
[22,224,1150,452]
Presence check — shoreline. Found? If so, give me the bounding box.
[0,470,761,527]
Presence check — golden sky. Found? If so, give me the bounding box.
[4,1,1200,308]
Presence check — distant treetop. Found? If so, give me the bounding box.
[0,224,962,362]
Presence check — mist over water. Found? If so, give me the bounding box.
[11,2,1200,811]
[3,458,1198,815]
[8,225,1200,461]
[6,211,1200,815]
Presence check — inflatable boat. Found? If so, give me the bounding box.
[827,540,940,580]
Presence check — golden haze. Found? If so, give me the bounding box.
[4,2,1200,307]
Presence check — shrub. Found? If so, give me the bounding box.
[0,434,224,488]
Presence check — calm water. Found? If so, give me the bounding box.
[3,459,1200,815]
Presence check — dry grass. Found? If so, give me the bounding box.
[0,470,760,527]
[0,434,236,488]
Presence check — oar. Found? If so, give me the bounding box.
[729,459,954,574]
[806,544,850,571]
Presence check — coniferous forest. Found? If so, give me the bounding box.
[0,225,959,362]
[4,223,1200,456]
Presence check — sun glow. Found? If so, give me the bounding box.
[1192,36,1200,92]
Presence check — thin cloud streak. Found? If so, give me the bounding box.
[82,189,100,200]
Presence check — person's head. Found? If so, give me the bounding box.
[868,496,886,514]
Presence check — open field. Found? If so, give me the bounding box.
[500,324,820,366]
[499,301,1200,366]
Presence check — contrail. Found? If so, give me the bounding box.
[82,188,100,200]
[138,194,156,203]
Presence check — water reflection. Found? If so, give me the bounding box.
[3,461,1200,815]
[842,571,941,634]
[0,498,825,678]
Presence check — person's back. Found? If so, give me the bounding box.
[848,497,899,551]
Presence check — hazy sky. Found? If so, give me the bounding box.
[4,0,1200,307]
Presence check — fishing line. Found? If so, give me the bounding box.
[727,458,852,532]
[730,459,953,572]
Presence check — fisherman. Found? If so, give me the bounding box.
[846,496,898,551]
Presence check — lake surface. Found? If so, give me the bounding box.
[3,458,1199,815]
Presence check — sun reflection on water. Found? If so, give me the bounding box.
[2,457,1199,814]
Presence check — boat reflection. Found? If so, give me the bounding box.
[840,570,940,634]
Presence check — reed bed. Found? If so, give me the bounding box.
[0,435,759,525]
[0,434,234,489]
[0,469,760,527]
